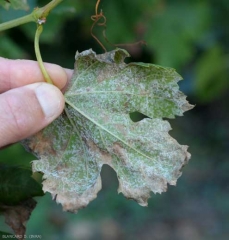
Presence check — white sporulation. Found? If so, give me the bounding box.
[23,48,193,212]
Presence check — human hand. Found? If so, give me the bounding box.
[0,58,73,148]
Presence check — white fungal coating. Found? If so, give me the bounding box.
[23,48,193,212]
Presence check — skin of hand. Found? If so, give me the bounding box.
[0,57,73,148]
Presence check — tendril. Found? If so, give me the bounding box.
[91,0,107,52]
[91,0,147,52]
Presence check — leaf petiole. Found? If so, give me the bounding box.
[34,24,53,84]
[0,0,64,84]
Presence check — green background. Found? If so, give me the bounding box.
[0,0,229,239]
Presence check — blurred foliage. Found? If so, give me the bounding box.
[0,0,229,239]
[0,165,43,205]
[0,0,228,101]
[195,45,228,102]
[0,0,29,10]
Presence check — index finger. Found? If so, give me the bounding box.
[0,57,73,93]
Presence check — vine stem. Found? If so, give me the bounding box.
[0,0,63,32]
[0,0,63,84]
[35,25,53,84]
[0,13,35,32]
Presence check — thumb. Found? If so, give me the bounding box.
[0,82,65,147]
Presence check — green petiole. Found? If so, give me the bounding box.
[0,0,64,84]
[34,24,53,84]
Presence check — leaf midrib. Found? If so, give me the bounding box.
[65,99,153,161]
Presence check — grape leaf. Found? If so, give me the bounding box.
[0,0,29,10]
[22,48,193,213]
[0,164,44,205]
[0,199,36,238]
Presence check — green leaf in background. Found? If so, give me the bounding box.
[146,1,210,68]
[194,45,229,102]
[22,48,193,213]
[0,35,27,59]
[0,144,34,167]
[0,0,29,10]
[0,165,44,205]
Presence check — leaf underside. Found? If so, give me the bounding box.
[22,48,193,213]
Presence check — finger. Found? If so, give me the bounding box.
[0,82,65,147]
[0,57,73,93]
